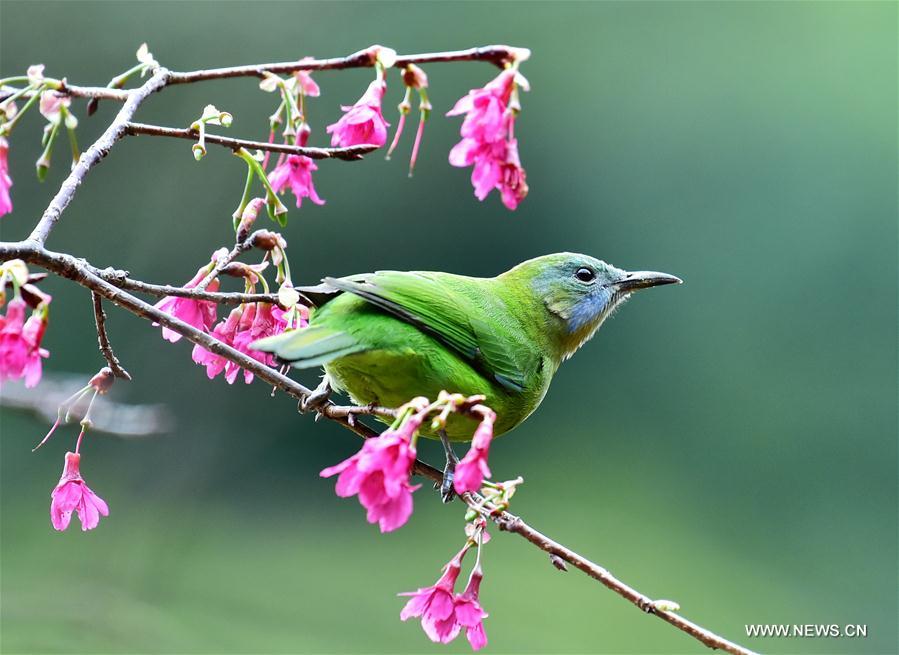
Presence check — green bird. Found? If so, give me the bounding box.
[254,253,679,447]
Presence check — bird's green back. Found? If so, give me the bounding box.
[253,253,679,440]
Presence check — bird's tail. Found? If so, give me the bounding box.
[251,326,364,369]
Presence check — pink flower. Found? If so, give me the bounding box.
[454,410,496,494]
[0,136,12,217]
[447,69,515,144]
[449,137,507,201]
[326,79,390,147]
[447,70,528,210]
[294,58,321,97]
[0,297,50,388]
[455,566,489,650]
[229,303,290,383]
[269,155,325,208]
[153,255,223,342]
[321,414,424,532]
[400,549,466,643]
[192,303,293,384]
[50,451,109,532]
[192,304,243,379]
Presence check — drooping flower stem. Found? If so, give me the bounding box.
[234,147,288,224]
[386,86,412,160]
[409,88,431,177]
[232,164,256,230]
[61,106,80,164]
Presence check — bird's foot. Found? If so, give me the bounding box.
[436,430,458,503]
[299,374,332,414]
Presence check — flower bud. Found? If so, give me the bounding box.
[88,367,115,394]
[0,100,18,122]
[374,46,397,69]
[251,229,283,251]
[2,259,30,287]
[36,153,51,181]
[652,599,681,613]
[402,64,428,89]
[136,43,157,69]
[27,64,45,85]
[259,72,281,93]
[278,285,300,309]
[191,143,206,160]
[236,197,266,242]
[297,121,312,147]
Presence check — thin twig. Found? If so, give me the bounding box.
[107,278,280,305]
[0,83,131,103]
[74,262,283,305]
[125,122,377,160]
[90,292,131,380]
[165,45,521,85]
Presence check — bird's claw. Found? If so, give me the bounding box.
[437,430,458,503]
[299,375,332,414]
[439,465,456,503]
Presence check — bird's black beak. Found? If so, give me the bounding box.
[614,270,682,292]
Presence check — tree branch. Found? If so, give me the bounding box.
[124,122,377,160]
[91,292,131,380]
[165,45,523,85]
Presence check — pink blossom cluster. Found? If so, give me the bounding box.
[50,451,109,532]
[153,249,304,384]
[0,296,50,388]
[447,69,529,210]
[320,409,426,532]
[400,544,489,650]
[192,301,296,384]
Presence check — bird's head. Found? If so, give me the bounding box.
[505,253,681,361]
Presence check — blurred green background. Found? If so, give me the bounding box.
[1,2,896,654]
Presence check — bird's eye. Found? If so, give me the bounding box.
[575,267,596,283]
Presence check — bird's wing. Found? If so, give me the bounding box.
[253,325,365,369]
[323,271,534,392]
